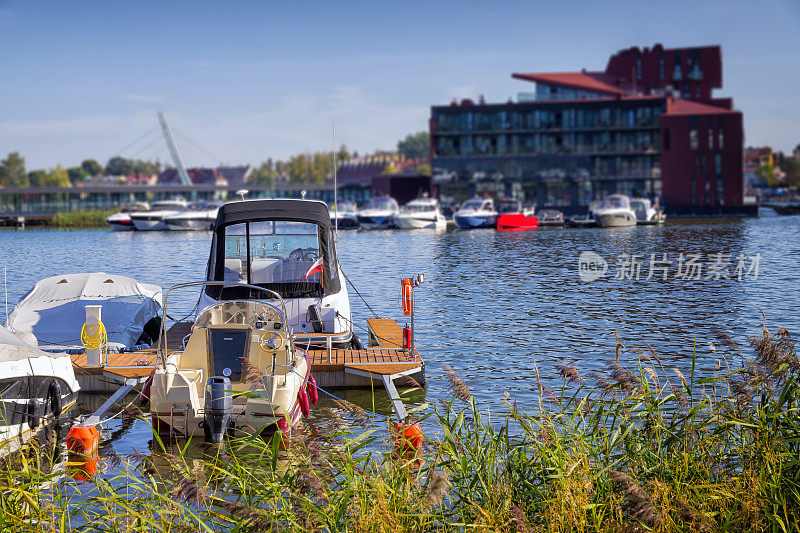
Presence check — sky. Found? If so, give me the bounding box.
[1,0,799,170]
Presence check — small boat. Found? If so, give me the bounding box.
[594,194,637,228]
[453,197,497,229]
[130,199,188,231]
[0,325,80,456]
[106,202,150,231]
[536,209,565,227]
[630,198,665,225]
[357,196,400,229]
[394,196,448,230]
[150,286,312,440]
[163,201,222,231]
[496,199,538,231]
[329,200,360,229]
[566,213,596,228]
[6,273,163,351]
[199,199,356,350]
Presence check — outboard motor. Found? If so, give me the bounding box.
[203,376,232,443]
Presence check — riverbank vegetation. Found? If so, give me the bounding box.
[1,323,798,531]
[48,209,116,228]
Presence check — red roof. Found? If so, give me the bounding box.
[512,71,626,95]
[664,98,737,116]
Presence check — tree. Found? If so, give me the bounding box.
[0,152,28,187]
[397,131,430,160]
[81,159,104,176]
[415,163,432,177]
[67,166,88,184]
[27,169,47,187]
[106,156,133,175]
[247,160,275,185]
[42,165,70,187]
[755,163,776,187]
[781,158,800,188]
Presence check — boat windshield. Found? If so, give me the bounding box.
[461,199,486,210]
[602,196,629,209]
[221,221,322,299]
[366,197,398,210]
[629,200,650,211]
[498,200,521,213]
[403,202,435,213]
[152,201,186,210]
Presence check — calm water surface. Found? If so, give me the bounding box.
[1,214,799,464]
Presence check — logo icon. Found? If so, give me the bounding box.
[578,251,608,282]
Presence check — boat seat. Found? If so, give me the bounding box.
[250,257,282,284]
[224,258,242,282]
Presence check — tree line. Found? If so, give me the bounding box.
[0,131,431,188]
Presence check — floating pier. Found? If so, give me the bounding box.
[71,317,425,419]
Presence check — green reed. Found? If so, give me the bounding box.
[1,323,799,531]
[48,210,116,228]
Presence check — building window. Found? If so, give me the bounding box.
[659,57,665,81]
[690,129,698,150]
[714,153,722,174]
[691,176,696,206]
[718,130,724,149]
[717,177,724,205]
[708,128,714,149]
[636,58,642,81]
[696,85,701,99]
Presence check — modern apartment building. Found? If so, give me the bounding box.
[430,44,744,211]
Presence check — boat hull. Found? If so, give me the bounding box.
[357,215,394,228]
[164,218,214,231]
[454,214,495,229]
[108,221,135,231]
[496,213,538,231]
[394,216,446,229]
[131,217,167,231]
[595,212,637,227]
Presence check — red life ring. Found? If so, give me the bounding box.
[401,279,413,316]
[307,375,319,405]
[298,388,310,417]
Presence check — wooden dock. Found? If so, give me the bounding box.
[72,318,425,402]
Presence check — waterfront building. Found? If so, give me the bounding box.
[430,44,745,212]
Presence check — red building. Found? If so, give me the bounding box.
[431,44,746,212]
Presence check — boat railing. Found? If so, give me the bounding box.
[159,281,289,362]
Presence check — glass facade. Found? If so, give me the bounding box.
[431,97,666,207]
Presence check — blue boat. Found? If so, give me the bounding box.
[453,197,497,229]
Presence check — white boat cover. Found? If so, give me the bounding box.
[6,273,162,347]
[0,324,64,362]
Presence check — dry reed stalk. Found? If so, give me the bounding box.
[554,364,583,384]
[444,365,471,402]
[332,398,372,426]
[609,470,662,528]
[424,470,451,509]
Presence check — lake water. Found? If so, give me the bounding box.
[1,213,799,463]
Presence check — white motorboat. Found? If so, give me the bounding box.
[394,196,447,230]
[6,272,163,351]
[150,287,313,440]
[130,199,188,231]
[593,194,637,228]
[198,199,357,350]
[536,209,565,227]
[163,200,222,231]
[630,198,665,225]
[329,200,359,229]
[453,197,497,229]
[356,196,399,229]
[106,202,150,231]
[0,325,80,456]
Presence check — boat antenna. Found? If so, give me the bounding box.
[3,264,7,324]
[333,122,338,237]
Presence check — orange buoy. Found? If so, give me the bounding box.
[66,424,100,480]
[401,278,413,316]
[394,422,423,454]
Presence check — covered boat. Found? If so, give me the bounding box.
[357,196,399,228]
[394,197,447,230]
[454,197,497,229]
[6,273,163,350]
[0,325,80,455]
[329,200,359,229]
[199,199,354,349]
[594,194,637,228]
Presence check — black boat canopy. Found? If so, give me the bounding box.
[205,199,341,299]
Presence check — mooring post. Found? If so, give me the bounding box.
[326,336,332,363]
[85,305,102,366]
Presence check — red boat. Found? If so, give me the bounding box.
[496,199,538,231]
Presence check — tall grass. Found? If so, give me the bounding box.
[48,210,116,228]
[1,324,799,531]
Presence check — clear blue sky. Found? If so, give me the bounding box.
[1,0,798,170]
